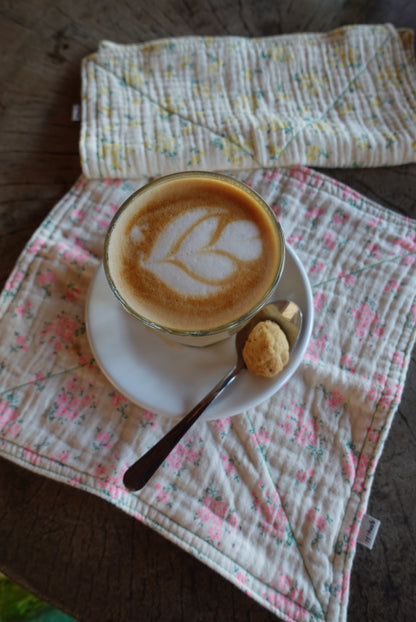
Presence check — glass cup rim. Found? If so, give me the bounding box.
[103,171,286,338]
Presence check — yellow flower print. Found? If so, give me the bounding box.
[381,131,399,148]
[181,124,194,137]
[376,66,404,87]
[305,144,329,161]
[180,55,194,69]
[267,144,283,158]
[332,46,362,69]
[98,142,133,172]
[144,131,177,157]
[334,102,355,117]
[212,137,244,167]
[208,58,225,74]
[353,135,372,150]
[293,71,329,97]
[192,80,222,101]
[261,44,293,62]
[306,144,321,160]
[187,149,205,166]
[258,117,293,133]
[311,120,340,135]
[232,92,264,113]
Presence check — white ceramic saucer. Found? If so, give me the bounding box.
[86,245,313,420]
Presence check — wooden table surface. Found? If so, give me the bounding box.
[1,2,415,621]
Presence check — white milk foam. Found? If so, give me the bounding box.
[134,207,262,297]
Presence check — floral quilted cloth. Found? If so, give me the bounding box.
[1,25,416,622]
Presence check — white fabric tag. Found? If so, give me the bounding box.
[357,513,380,550]
[71,104,81,122]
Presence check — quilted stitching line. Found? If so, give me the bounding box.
[271,28,394,163]
[245,410,327,619]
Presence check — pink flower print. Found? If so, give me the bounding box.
[54,315,79,344]
[305,206,324,221]
[367,428,380,444]
[16,302,32,316]
[235,571,247,586]
[306,508,316,523]
[167,445,184,470]
[313,292,326,311]
[352,453,370,493]
[103,178,123,187]
[271,204,283,219]
[71,208,84,223]
[96,431,111,447]
[0,401,18,427]
[316,516,327,532]
[155,484,170,504]
[262,170,282,183]
[227,513,239,528]
[305,332,328,363]
[341,354,355,373]
[252,427,271,449]
[23,447,40,466]
[36,270,57,288]
[5,270,25,292]
[208,524,221,542]
[185,448,198,463]
[366,243,380,258]
[367,218,381,228]
[392,351,405,367]
[221,454,236,476]
[7,423,21,437]
[323,232,336,250]
[286,233,302,246]
[198,507,211,523]
[310,260,325,274]
[339,186,361,205]
[27,238,44,255]
[14,333,28,351]
[93,463,107,479]
[211,417,229,431]
[394,234,416,254]
[56,391,68,405]
[343,450,356,481]
[55,404,68,418]
[65,378,78,392]
[326,390,344,410]
[64,285,81,301]
[351,301,383,341]
[80,394,93,408]
[403,254,415,266]
[384,279,399,292]
[57,451,70,462]
[141,410,156,428]
[333,211,349,225]
[338,271,357,287]
[57,238,90,267]
[111,393,128,407]
[296,470,307,483]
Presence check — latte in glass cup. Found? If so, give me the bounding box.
[104,171,285,346]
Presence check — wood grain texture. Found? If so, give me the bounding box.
[1,2,415,621]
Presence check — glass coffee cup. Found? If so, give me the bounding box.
[103,171,285,347]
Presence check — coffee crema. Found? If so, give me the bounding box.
[105,173,284,334]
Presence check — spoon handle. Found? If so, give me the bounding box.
[123,361,243,491]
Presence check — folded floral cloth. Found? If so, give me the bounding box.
[81,24,416,177]
[1,25,416,622]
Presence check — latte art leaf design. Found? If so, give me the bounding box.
[139,207,263,297]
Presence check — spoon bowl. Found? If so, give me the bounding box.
[123,300,302,491]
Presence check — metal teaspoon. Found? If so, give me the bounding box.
[123,299,302,491]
